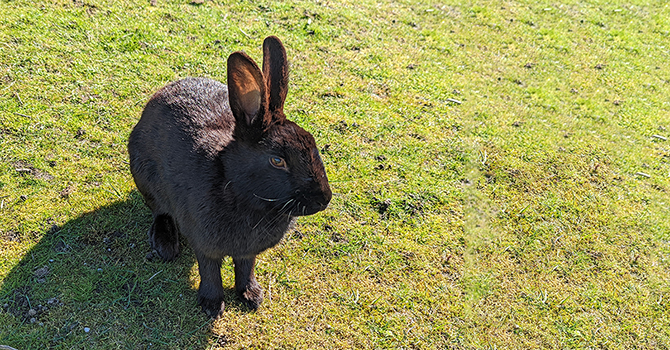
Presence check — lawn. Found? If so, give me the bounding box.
[1,0,669,348]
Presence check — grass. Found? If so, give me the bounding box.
[1,0,669,348]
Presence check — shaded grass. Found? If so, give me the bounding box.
[1,0,669,348]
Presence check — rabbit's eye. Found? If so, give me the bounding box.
[270,156,287,169]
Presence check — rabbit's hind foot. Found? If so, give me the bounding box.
[149,213,180,261]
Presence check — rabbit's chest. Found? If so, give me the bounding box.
[198,212,295,257]
[247,217,294,250]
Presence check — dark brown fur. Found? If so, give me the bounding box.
[127,36,331,317]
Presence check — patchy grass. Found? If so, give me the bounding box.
[1,0,669,348]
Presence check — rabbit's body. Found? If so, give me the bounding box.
[128,37,331,317]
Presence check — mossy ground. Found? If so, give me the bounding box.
[1,0,669,348]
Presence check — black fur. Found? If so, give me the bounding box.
[128,36,331,317]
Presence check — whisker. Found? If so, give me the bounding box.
[252,216,264,229]
[255,198,296,229]
[265,201,296,227]
[246,199,298,249]
[279,199,294,211]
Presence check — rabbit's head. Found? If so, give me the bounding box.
[222,36,331,216]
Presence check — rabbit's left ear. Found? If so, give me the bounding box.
[262,36,288,119]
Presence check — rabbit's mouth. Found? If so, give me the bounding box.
[291,191,331,217]
[293,202,327,216]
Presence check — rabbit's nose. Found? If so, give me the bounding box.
[308,178,331,200]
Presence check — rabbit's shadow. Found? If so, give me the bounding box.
[0,190,250,348]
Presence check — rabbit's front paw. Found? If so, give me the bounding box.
[198,295,225,319]
[238,281,263,310]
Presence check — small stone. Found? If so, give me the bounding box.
[84,327,90,333]
[28,309,37,316]
[376,199,392,214]
[30,317,36,323]
[16,168,32,175]
[59,186,74,199]
[35,266,49,278]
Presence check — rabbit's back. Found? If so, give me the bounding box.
[128,78,234,223]
[136,78,235,154]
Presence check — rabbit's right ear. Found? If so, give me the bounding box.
[227,52,267,134]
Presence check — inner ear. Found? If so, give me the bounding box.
[228,52,266,128]
[239,89,261,119]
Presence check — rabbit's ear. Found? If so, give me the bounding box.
[228,51,267,130]
[262,36,288,117]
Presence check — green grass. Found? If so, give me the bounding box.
[1,0,669,348]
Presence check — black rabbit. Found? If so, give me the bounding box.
[128,36,332,318]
